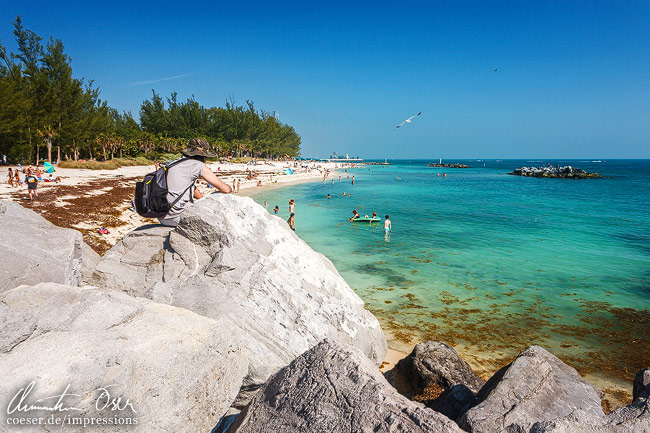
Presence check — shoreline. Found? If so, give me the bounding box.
[0,161,637,410]
[0,161,336,253]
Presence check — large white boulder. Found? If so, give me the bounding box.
[0,283,248,432]
[91,194,387,405]
[0,201,99,292]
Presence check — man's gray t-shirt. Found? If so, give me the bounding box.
[164,158,205,218]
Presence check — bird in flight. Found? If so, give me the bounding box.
[396,112,422,128]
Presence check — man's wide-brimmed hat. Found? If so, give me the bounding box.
[181,138,217,158]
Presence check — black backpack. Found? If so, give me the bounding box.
[134,159,194,218]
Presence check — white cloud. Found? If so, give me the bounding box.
[127,73,191,87]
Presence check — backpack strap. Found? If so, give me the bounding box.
[168,182,195,208]
[165,158,197,209]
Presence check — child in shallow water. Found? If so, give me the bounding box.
[273,206,279,215]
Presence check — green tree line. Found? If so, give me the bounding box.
[0,17,301,164]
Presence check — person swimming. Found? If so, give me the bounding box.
[349,210,360,221]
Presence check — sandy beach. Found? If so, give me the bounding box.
[0,160,340,254]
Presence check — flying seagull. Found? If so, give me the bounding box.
[396,112,422,128]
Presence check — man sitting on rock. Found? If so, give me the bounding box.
[158,138,232,227]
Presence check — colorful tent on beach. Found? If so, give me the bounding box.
[283,168,294,175]
[43,162,55,173]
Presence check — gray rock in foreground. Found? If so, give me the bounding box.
[388,341,484,420]
[91,194,387,406]
[634,369,650,400]
[229,339,465,433]
[391,341,485,395]
[459,346,605,433]
[0,200,96,292]
[530,397,650,432]
[0,283,248,432]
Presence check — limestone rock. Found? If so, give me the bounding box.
[0,283,248,432]
[428,383,479,421]
[0,200,95,292]
[529,398,650,433]
[459,346,605,433]
[391,341,485,395]
[229,339,465,433]
[634,369,650,400]
[91,194,387,406]
[387,341,484,420]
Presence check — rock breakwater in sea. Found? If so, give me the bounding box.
[0,197,647,432]
[508,165,600,178]
[427,163,471,168]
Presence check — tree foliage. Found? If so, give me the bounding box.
[0,17,301,163]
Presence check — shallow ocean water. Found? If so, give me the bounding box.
[249,159,650,390]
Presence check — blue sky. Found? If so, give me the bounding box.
[1,1,649,158]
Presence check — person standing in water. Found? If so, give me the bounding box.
[289,199,295,213]
[384,215,392,239]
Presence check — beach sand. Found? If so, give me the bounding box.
[0,160,337,254]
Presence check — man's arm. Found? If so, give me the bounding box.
[202,166,232,194]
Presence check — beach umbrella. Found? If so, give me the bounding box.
[43,162,55,173]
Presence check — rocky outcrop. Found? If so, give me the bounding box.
[531,368,650,433]
[229,339,465,433]
[0,283,248,432]
[387,341,485,420]
[508,165,600,178]
[427,163,470,168]
[0,200,97,292]
[91,194,387,406]
[634,369,650,400]
[391,341,485,395]
[459,346,605,433]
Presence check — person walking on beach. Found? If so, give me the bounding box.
[232,178,236,193]
[158,138,232,227]
[287,213,295,231]
[25,170,39,200]
[236,179,241,193]
[7,168,14,187]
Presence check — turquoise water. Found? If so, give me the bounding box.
[249,160,650,385]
